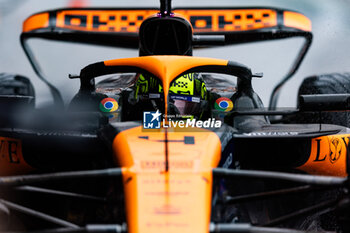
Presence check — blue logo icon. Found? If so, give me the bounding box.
[143,110,161,129]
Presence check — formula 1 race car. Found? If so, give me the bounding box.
[1,0,350,232]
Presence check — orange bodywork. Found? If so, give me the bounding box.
[297,134,350,177]
[113,126,221,233]
[108,56,224,233]
[284,11,311,32]
[22,9,311,34]
[22,12,49,32]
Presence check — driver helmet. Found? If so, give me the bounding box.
[133,73,208,119]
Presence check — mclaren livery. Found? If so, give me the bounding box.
[1,1,350,233]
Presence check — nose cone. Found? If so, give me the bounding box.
[112,125,222,233]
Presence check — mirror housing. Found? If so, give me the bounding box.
[299,94,350,111]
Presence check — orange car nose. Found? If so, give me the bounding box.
[112,126,221,233]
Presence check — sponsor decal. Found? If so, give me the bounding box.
[99,97,118,112]
[330,138,342,164]
[145,191,189,196]
[50,9,277,33]
[141,160,193,169]
[154,205,181,215]
[146,222,189,228]
[169,95,200,103]
[214,97,233,112]
[142,179,191,185]
[314,137,348,164]
[138,135,195,144]
[243,132,299,136]
[0,137,21,164]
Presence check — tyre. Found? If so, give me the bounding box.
[296,73,350,232]
[296,73,350,127]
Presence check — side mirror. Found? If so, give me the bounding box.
[299,94,350,111]
[0,73,35,110]
[0,73,35,97]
